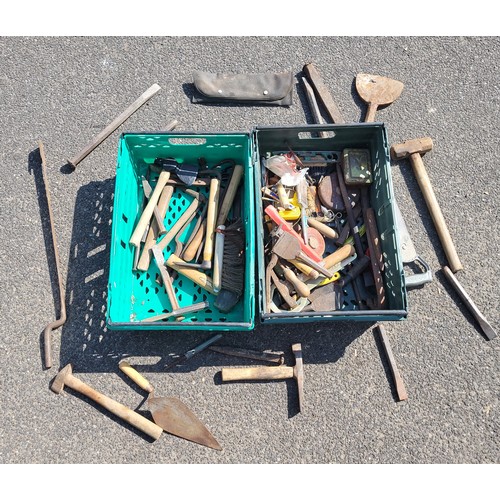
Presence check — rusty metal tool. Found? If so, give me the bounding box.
[391,137,463,273]
[301,76,328,137]
[360,187,386,308]
[118,361,222,450]
[270,268,298,309]
[376,325,408,401]
[222,343,304,413]
[38,140,67,370]
[442,266,497,341]
[209,345,284,365]
[356,73,404,122]
[51,364,163,440]
[165,334,224,371]
[67,83,161,169]
[302,63,345,124]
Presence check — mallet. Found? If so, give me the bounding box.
[221,343,304,412]
[391,137,463,273]
[51,364,163,440]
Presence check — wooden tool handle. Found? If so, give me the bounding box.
[166,254,216,294]
[130,170,170,248]
[203,177,220,267]
[65,373,163,440]
[289,259,320,279]
[276,182,289,208]
[306,218,338,239]
[282,265,310,298]
[365,102,378,122]
[322,244,355,269]
[119,361,154,393]
[137,185,174,271]
[410,153,463,272]
[222,366,294,382]
[182,219,206,262]
[217,164,244,225]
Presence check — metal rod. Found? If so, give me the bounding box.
[67,83,161,168]
[39,140,67,369]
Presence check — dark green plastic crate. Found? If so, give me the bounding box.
[106,132,255,330]
[253,123,408,324]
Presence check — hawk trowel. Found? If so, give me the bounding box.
[394,199,433,289]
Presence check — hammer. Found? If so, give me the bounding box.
[221,343,304,412]
[51,364,163,441]
[391,137,463,273]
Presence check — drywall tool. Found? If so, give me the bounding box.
[209,346,285,365]
[222,343,304,413]
[38,140,67,370]
[393,198,433,289]
[442,266,497,341]
[302,63,345,124]
[376,325,408,401]
[67,83,162,169]
[51,364,163,441]
[164,334,223,371]
[118,361,222,450]
[356,73,404,122]
[391,137,463,273]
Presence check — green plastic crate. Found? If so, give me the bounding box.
[106,132,255,330]
[253,123,408,323]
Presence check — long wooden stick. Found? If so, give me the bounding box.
[67,83,161,168]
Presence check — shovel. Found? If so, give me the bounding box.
[356,73,404,122]
[119,361,222,450]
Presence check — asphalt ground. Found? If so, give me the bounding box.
[1,35,498,490]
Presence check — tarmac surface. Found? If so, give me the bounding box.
[1,37,498,475]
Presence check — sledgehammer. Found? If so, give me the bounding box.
[221,343,304,412]
[391,137,463,273]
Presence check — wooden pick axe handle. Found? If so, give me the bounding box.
[222,366,294,382]
[202,176,221,268]
[217,164,244,226]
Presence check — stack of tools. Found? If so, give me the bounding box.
[128,157,246,322]
[261,147,387,313]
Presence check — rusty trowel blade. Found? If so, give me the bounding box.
[148,396,222,450]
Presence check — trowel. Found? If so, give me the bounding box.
[119,361,222,450]
[393,199,433,289]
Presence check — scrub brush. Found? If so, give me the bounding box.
[214,219,245,313]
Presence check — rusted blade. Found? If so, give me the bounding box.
[148,396,222,450]
[356,73,404,107]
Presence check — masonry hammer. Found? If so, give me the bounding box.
[221,343,304,412]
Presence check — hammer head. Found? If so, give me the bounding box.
[391,137,433,160]
[291,343,304,412]
[51,363,73,394]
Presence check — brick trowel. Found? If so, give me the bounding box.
[119,361,222,450]
[393,199,433,289]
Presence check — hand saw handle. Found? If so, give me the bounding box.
[265,205,321,262]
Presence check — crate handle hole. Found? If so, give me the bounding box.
[168,137,207,145]
[298,130,336,140]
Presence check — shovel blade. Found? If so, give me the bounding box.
[356,73,404,106]
[148,396,222,450]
